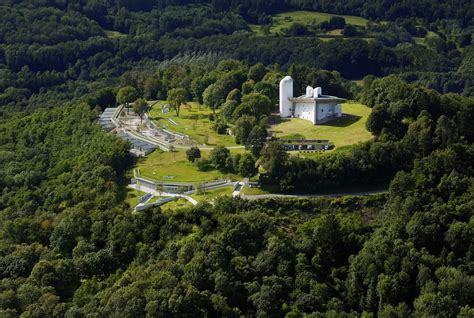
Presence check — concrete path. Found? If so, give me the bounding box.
[239,189,388,200]
[172,144,245,150]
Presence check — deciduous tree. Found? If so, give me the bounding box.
[167,87,186,117]
[117,86,138,114]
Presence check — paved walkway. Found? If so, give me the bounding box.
[173,144,245,150]
[239,189,388,200]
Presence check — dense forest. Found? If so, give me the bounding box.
[1,0,473,112]
[0,105,472,316]
[0,0,473,316]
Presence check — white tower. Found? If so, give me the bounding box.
[314,87,322,97]
[279,76,293,117]
[305,86,314,97]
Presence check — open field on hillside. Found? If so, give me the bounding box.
[104,30,127,39]
[160,198,194,211]
[240,186,271,196]
[270,102,373,149]
[148,101,238,146]
[250,10,370,35]
[190,186,234,202]
[137,148,240,183]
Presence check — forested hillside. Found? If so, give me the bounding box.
[0,107,472,315]
[0,0,473,317]
[1,0,473,111]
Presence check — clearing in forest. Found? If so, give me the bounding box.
[250,10,370,35]
[148,101,238,147]
[269,102,373,149]
[137,148,241,183]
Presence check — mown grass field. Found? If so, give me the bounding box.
[269,102,373,149]
[104,30,127,39]
[240,186,270,196]
[159,198,194,211]
[137,148,240,183]
[250,10,370,35]
[190,186,234,201]
[148,101,238,146]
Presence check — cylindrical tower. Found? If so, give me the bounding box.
[279,76,293,117]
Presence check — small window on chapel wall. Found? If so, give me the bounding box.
[321,109,324,112]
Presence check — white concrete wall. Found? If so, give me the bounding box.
[316,103,337,121]
[294,102,316,124]
[335,104,342,117]
[279,76,293,117]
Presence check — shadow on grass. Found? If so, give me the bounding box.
[269,116,291,125]
[116,160,138,205]
[319,114,362,127]
[279,133,306,140]
[184,114,209,120]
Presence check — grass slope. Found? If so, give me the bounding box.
[137,149,239,183]
[160,198,194,211]
[148,101,237,146]
[104,30,127,39]
[250,10,369,35]
[240,186,271,196]
[190,186,234,202]
[269,102,373,149]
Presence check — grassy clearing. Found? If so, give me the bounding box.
[414,31,441,46]
[249,24,265,36]
[269,102,373,149]
[241,186,271,196]
[104,30,127,39]
[250,10,370,35]
[137,148,239,183]
[160,198,194,211]
[148,101,237,146]
[351,79,365,86]
[191,186,234,202]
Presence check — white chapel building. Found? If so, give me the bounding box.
[279,76,345,124]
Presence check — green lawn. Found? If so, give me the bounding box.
[241,186,270,196]
[269,102,373,149]
[191,186,234,202]
[104,30,127,39]
[160,198,194,211]
[137,148,239,183]
[125,188,147,207]
[148,101,238,146]
[250,10,370,35]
